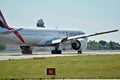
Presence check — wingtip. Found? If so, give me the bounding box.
[114,29,119,32]
[111,29,119,32]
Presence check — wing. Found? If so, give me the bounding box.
[0,28,23,34]
[52,29,119,44]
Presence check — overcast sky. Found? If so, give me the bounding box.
[1,0,120,43]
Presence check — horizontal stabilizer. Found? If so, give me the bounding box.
[0,28,23,35]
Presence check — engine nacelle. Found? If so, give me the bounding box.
[71,39,87,50]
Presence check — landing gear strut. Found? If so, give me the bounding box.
[20,46,32,54]
[51,45,62,54]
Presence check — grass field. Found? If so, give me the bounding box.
[0,54,120,79]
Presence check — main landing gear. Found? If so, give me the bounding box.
[20,46,32,54]
[51,45,62,54]
[78,50,82,54]
[51,50,62,54]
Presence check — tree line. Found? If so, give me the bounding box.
[87,40,120,50]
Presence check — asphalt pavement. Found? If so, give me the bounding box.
[0,51,120,60]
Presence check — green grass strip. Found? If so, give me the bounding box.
[0,54,120,79]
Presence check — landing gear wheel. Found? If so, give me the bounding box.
[22,50,32,54]
[51,44,62,54]
[20,46,32,54]
[78,51,82,54]
[51,50,62,54]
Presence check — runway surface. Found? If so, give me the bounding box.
[0,51,120,60]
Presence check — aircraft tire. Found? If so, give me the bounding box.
[22,50,32,54]
[51,50,62,54]
[78,51,82,54]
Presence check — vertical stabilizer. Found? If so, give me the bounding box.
[0,11,9,27]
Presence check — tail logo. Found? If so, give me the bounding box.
[0,11,25,44]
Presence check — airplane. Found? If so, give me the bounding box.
[0,11,119,54]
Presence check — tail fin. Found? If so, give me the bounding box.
[0,11,9,28]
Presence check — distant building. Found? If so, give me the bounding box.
[36,19,45,28]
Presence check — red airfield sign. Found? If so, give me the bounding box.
[46,68,56,75]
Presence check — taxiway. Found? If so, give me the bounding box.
[0,51,120,60]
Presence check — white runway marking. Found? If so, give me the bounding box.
[0,51,120,60]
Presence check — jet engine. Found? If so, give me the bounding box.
[71,39,87,50]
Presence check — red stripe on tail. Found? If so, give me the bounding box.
[0,11,25,44]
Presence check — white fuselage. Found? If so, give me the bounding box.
[0,27,86,47]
